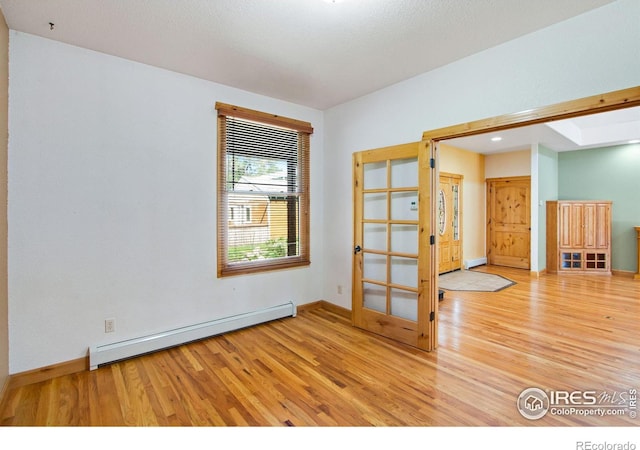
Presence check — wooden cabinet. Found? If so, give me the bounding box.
[546,201,612,274]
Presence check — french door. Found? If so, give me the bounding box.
[352,142,436,351]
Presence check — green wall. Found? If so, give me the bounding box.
[558,143,640,272]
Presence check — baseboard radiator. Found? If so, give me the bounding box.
[464,257,487,270]
[89,301,296,370]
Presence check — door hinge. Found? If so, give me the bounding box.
[429,311,435,321]
[430,235,435,245]
[430,158,435,169]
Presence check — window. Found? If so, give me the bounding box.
[230,205,251,225]
[216,103,312,276]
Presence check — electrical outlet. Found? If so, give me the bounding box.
[105,318,115,333]
[337,285,343,295]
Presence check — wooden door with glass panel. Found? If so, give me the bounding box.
[352,142,434,351]
[438,173,462,274]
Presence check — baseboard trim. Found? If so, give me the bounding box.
[296,300,324,313]
[0,376,8,411]
[318,301,351,318]
[612,269,635,279]
[7,357,88,390]
[530,269,547,278]
[297,300,351,319]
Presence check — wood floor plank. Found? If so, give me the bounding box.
[1,266,638,426]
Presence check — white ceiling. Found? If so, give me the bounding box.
[0,0,617,110]
[0,0,635,153]
[445,105,640,154]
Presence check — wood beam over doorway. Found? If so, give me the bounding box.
[422,86,640,142]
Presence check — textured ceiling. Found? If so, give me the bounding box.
[0,0,617,110]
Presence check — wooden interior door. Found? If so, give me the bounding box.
[486,176,531,269]
[352,142,435,351]
[438,173,462,274]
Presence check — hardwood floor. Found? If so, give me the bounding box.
[1,266,639,426]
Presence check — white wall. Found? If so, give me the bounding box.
[0,8,8,394]
[322,0,640,308]
[8,32,324,373]
[484,150,531,179]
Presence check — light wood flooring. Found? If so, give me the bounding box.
[1,266,639,426]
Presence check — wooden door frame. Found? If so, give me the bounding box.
[421,86,640,347]
[422,87,640,143]
[485,176,531,269]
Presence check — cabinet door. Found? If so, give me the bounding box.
[559,203,571,247]
[559,202,585,248]
[583,203,610,249]
[570,203,584,248]
[595,203,610,249]
[584,204,597,248]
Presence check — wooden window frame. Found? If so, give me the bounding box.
[216,102,313,277]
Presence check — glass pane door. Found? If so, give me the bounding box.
[361,157,419,322]
[352,141,434,352]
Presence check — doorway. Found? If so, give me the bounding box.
[351,86,639,352]
[422,86,639,348]
[486,176,531,269]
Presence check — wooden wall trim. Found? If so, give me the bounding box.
[612,270,635,279]
[314,301,351,318]
[0,376,8,410]
[297,300,351,319]
[422,86,640,141]
[485,175,531,183]
[6,357,88,391]
[215,102,314,134]
[296,300,324,313]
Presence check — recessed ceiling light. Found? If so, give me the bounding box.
[491,137,502,142]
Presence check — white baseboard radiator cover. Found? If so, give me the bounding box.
[89,301,296,370]
[464,257,487,270]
